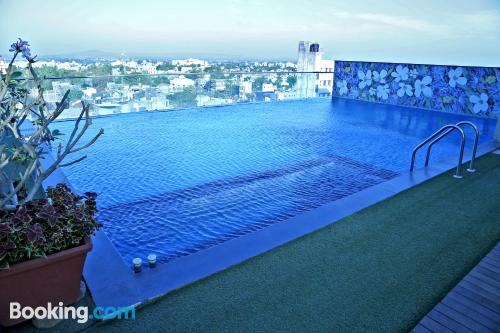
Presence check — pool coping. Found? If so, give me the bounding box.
[42,139,500,309]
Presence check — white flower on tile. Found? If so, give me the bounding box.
[336,79,348,95]
[373,70,388,84]
[357,70,372,89]
[469,93,489,113]
[397,83,413,97]
[448,67,467,88]
[391,65,409,82]
[414,76,433,97]
[376,84,390,100]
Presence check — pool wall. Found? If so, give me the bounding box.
[332,61,500,119]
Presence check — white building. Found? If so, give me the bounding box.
[239,81,252,94]
[296,41,334,98]
[196,73,211,87]
[139,61,157,75]
[0,58,8,74]
[170,76,195,89]
[31,60,85,72]
[212,80,226,92]
[123,61,138,70]
[262,83,276,92]
[82,87,97,99]
[56,61,84,71]
[276,90,298,100]
[316,58,335,97]
[238,81,252,100]
[157,83,173,94]
[196,95,233,107]
[172,58,209,67]
[43,90,59,103]
[146,95,169,110]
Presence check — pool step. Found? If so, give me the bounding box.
[98,154,399,264]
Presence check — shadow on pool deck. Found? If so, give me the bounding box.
[8,153,500,333]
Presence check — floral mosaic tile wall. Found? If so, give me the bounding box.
[333,61,500,118]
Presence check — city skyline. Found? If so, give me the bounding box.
[0,0,500,66]
[2,42,333,117]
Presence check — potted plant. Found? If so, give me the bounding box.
[0,39,103,327]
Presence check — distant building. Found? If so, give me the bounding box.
[239,81,252,94]
[196,95,233,107]
[172,58,209,67]
[255,92,277,102]
[42,90,59,103]
[195,75,210,88]
[238,81,252,101]
[262,83,276,92]
[111,67,122,76]
[139,61,157,75]
[146,95,169,110]
[157,83,173,94]
[0,58,8,74]
[276,90,297,100]
[205,79,226,92]
[82,87,97,99]
[316,58,335,97]
[296,41,334,98]
[170,76,195,90]
[47,81,73,101]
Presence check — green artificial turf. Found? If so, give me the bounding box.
[10,153,500,333]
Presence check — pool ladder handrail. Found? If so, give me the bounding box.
[424,121,479,173]
[410,124,466,178]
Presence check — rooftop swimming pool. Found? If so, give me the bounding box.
[54,98,496,266]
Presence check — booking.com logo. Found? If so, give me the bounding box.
[10,302,135,323]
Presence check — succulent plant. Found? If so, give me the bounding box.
[0,184,101,270]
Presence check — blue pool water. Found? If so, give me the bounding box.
[54,98,496,265]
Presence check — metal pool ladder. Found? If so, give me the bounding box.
[410,121,479,179]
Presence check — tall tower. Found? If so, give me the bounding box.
[296,41,334,98]
[296,41,322,98]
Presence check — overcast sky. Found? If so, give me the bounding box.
[0,0,499,65]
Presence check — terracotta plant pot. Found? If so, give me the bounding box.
[0,239,92,327]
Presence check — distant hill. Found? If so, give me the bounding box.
[1,49,295,62]
[45,49,122,59]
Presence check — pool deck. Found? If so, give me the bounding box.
[412,242,500,333]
